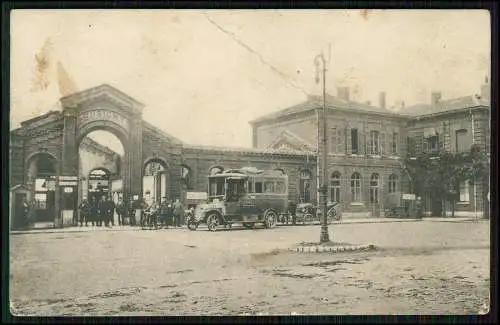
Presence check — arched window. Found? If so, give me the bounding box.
[370,173,380,203]
[299,169,312,203]
[143,159,168,203]
[144,160,166,176]
[351,172,361,202]
[330,171,341,203]
[181,165,191,189]
[209,166,223,176]
[388,174,398,193]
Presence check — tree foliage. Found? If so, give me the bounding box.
[405,145,489,201]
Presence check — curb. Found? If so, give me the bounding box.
[290,244,376,253]
[9,227,162,235]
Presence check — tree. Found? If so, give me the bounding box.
[405,144,490,217]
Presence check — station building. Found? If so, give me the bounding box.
[9,79,490,227]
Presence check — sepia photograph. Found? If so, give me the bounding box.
[8,9,491,316]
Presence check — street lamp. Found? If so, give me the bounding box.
[314,52,330,243]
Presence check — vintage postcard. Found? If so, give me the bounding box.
[8,9,491,316]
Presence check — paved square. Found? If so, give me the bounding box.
[9,221,490,315]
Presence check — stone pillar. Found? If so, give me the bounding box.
[55,107,79,227]
[123,117,143,200]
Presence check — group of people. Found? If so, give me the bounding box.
[78,195,116,227]
[78,195,185,229]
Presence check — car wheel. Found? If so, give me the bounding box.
[206,213,220,232]
[264,210,277,229]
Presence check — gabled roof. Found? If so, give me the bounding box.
[59,84,145,113]
[266,130,315,150]
[250,94,405,124]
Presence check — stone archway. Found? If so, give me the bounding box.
[25,152,58,224]
[60,85,145,209]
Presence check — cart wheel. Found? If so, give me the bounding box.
[206,213,220,232]
[264,210,277,229]
[303,213,313,225]
[187,219,198,231]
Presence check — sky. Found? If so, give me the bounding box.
[11,10,491,151]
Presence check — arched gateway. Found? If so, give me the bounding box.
[10,84,184,227]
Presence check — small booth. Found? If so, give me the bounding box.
[10,184,31,230]
[59,176,79,226]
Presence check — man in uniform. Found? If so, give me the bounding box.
[158,197,169,229]
[90,196,99,227]
[116,197,126,226]
[97,196,107,227]
[105,196,116,227]
[79,197,91,227]
[172,198,183,228]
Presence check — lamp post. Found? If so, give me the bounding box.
[315,52,330,243]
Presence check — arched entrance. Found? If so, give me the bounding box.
[143,158,169,204]
[87,168,111,203]
[25,153,58,225]
[78,130,125,211]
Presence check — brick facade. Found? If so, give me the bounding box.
[9,83,491,227]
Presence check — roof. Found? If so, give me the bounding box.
[20,111,62,127]
[142,121,184,146]
[183,144,316,156]
[401,95,490,116]
[250,94,405,124]
[59,84,145,113]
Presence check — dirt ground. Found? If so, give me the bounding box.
[9,221,490,316]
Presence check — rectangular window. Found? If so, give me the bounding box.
[456,129,470,153]
[351,129,359,154]
[370,130,380,155]
[255,182,263,194]
[426,135,439,152]
[330,127,344,153]
[247,181,253,193]
[330,127,338,153]
[459,181,470,202]
[264,181,275,193]
[392,132,398,155]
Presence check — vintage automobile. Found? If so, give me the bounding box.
[187,167,289,231]
[295,201,342,224]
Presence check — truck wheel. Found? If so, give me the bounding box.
[264,210,277,229]
[206,213,220,232]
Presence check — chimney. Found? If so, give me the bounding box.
[401,101,405,109]
[365,100,371,106]
[379,92,386,109]
[337,87,350,101]
[480,76,490,101]
[431,92,442,107]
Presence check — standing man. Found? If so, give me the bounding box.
[158,197,169,229]
[106,196,116,227]
[90,196,98,227]
[116,197,126,226]
[79,197,90,227]
[173,198,183,228]
[128,197,136,226]
[98,196,107,227]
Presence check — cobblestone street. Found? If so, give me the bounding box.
[9,221,490,316]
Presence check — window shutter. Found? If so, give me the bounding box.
[380,132,386,155]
